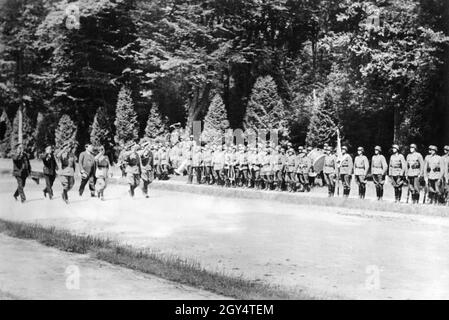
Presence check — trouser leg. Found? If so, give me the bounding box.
[14,176,26,202]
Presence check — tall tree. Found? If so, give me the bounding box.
[114,86,138,146]
[144,105,167,139]
[54,114,77,150]
[201,93,229,144]
[90,105,114,152]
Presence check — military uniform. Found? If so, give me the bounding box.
[12,150,31,202]
[160,148,170,180]
[260,151,272,190]
[253,150,263,189]
[191,147,203,184]
[371,147,388,200]
[78,149,96,197]
[124,151,141,197]
[57,150,76,203]
[239,149,249,187]
[406,146,424,204]
[424,147,445,204]
[212,148,225,186]
[139,148,154,197]
[443,147,449,205]
[297,151,312,192]
[202,148,213,184]
[354,148,369,199]
[95,153,110,200]
[323,149,337,197]
[389,147,406,202]
[153,148,161,180]
[339,149,353,197]
[271,149,284,191]
[285,150,297,192]
[41,151,58,199]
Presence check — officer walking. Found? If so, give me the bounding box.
[78,144,96,197]
[94,145,111,201]
[323,146,337,197]
[41,145,58,200]
[339,146,353,198]
[124,143,141,198]
[389,144,407,203]
[12,143,31,203]
[424,145,445,205]
[371,146,388,201]
[406,144,424,204]
[57,142,76,204]
[138,142,154,198]
[443,145,449,205]
[354,147,369,199]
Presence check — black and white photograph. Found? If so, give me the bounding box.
[0,0,449,307]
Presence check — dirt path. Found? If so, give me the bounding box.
[0,234,228,300]
[1,177,449,299]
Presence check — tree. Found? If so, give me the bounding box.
[0,110,12,157]
[246,76,288,135]
[114,86,138,146]
[90,105,114,151]
[305,91,337,147]
[144,105,167,139]
[55,114,77,150]
[11,108,35,156]
[201,94,229,143]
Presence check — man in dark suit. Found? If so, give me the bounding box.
[41,145,58,199]
[78,144,96,197]
[12,143,31,203]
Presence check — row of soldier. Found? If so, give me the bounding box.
[11,138,449,206]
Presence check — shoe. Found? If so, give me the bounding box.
[145,195,149,199]
[79,190,83,197]
[21,199,26,203]
[43,190,47,198]
[13,194,18,201]
[91,193,96,198]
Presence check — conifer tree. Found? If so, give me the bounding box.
[202,94,229,144]
[114,86,138,146]
[55,114,77,150]
[90,105,114,151]
[144,105,168,139]
[305,91,337,147]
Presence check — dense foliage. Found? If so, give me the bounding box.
[0,0,448,158]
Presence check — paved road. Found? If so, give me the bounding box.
[1,177,449,299]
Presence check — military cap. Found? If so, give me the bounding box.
[357,146,364,152]
[374,146,382,152]
[391,144,399,150]
[342,146,348,151]
[298,146,304,150]
[429,145,438,151]
[410,143,417,149]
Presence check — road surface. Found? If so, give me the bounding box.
[1,176,449,299]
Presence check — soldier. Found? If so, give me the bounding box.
[239,145,249,188]
[212,144,225,186]
[306,146,317,188]
[124,143,141,198]
[285,148,297,192]
[297,147,312,192]
[41,145,58,200]
[424,145,445,205]
[247,147,256,188]
[406,143,424,204]
[139,142,154,198]
[203,145,214,185]
[12,143,31,203]
[57,142,76,204]
[94,145,111,201]
[443,145,449,205]
[185,140,194,184]
[260,148,272,190]
[354,147,369,199]
[253,147,263,189]
[323,146,337,197]
[153,145,161,180]
[78,144,96,197]
[230,146,239,188]
[389,144,407,203]
[339,146,353,198]
[191,145,203,184]
[160,145,170,180]
[271,146,284,191]
[371,146,388,201]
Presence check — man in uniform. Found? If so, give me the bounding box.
[389,144,407,203]
[159,145,170,180]
[41,145,58,200]
[406,143,424,204]
[260,148,272,190]
[285,148,296,192]
[203,145,214,185]
[191,145,203,184]
[239,145,249,188]
[371,146,388,201]
[78,144,96,197]
[212,144,225,186]
[139,142,154,198]
[124,143,141,198]
[354,147,369,199]
[443,145,449,205]
[424,145,445,205]
[339,146,353,198]
[12,143,31,203]
[306,146,317,188]
[323,146,337,197]
[297,147,312,192]
[57,142,77,204]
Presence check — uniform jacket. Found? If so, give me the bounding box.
[78,151,96,175]
[125,152,141,175]
[424,154,444,180]
[58,152,76,177]
[354,155,369,176]
[192,151,202,167]
[286,154,296,172]
[389,154,406,177]
[95,155,110,179]
[323,154,337,174]
[339,154,353,175]
[212,151,225,170]
[239,151,249,169]
[139,150,154,171]
[297,154,312,174]
[12,152,31,177]
[41,153,58,176]
[406,152,424,177]
[202,150,213,166]
[270,153,283,172]
[371,154,388,175]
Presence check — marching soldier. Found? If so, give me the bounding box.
[57,142,76,204]
[424,145,445,205]
[12,143,31,203]
[389,144,407,203]
[323,146,337,197]
[94,145,111,201]
[443,145,449,205]
[78,144,96,197]
[124,143,141,198]
[139,142,154,198]
[41,145,58,200]
[354,147,369,199]
[285,148,297,192]
[371,146,388,201]
[406,143,424,204]
[339,146,353,198]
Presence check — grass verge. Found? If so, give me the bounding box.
[0,218,311,300]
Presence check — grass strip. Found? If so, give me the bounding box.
[0,218,311,300]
